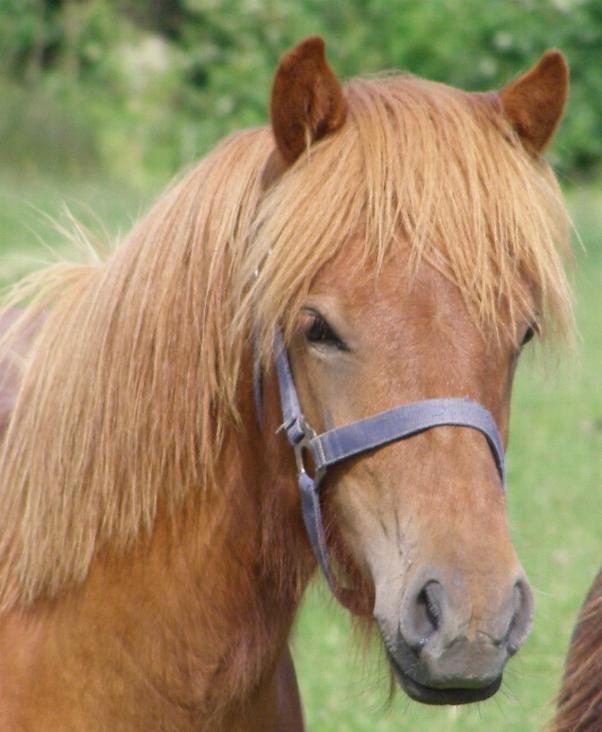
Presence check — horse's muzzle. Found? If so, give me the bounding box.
[386,649,503,705]
[376,567,533,705]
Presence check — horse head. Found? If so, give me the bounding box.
[253,37,571,705]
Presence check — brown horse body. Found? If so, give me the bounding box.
[0,330,305,730]
[0,39,573,729]
[551,568,602,732]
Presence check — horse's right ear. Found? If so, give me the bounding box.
[270,36,347,165]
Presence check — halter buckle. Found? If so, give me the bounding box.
[292,417,326,487]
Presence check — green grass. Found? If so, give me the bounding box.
[0,176,600,731]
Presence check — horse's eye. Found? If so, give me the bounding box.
[520,323,538,347]
[304,314,347,350]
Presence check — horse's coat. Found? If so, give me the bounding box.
[0,38,573,729]
[551,568,602,732]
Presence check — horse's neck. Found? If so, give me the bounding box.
[0,371,311,731]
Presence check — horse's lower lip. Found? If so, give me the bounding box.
[387,650,503,705]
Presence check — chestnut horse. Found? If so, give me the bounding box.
[551,568,602,731]
[0,38,573,730]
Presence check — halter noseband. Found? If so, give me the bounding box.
[258,329,506,612]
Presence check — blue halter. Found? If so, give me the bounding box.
[258,329,506,611]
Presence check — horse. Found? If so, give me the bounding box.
[551,568,602,731]
[0,37,574,730]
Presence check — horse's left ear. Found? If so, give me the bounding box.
[499,50,568,154]
[270,36,347,165]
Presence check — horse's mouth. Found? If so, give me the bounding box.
[387,650,503,706]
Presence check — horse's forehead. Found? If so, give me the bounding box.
[309,244,465,322]
[307,232,526,351]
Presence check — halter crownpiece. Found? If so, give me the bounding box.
[259,328,506,612]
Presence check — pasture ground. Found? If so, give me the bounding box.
[0,173,600,732]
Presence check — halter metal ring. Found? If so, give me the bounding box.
[292,417,326,486]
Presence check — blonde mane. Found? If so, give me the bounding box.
[0,75,573,609]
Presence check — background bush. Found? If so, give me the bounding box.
[2,0,602,185]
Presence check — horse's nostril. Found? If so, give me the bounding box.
[407,580,444,648]
[506,578,533,655]
[418,582,442,631]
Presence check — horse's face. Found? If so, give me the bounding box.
[270,38,567,704]
[290,246,531,703]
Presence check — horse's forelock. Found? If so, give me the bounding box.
[244,75,573,371]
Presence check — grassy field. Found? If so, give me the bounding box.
[0,175,600,731]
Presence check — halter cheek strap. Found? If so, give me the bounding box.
[263,329,506,612]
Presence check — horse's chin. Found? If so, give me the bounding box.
[386,650,503,706]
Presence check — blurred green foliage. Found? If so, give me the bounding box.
[2,0,602,184]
